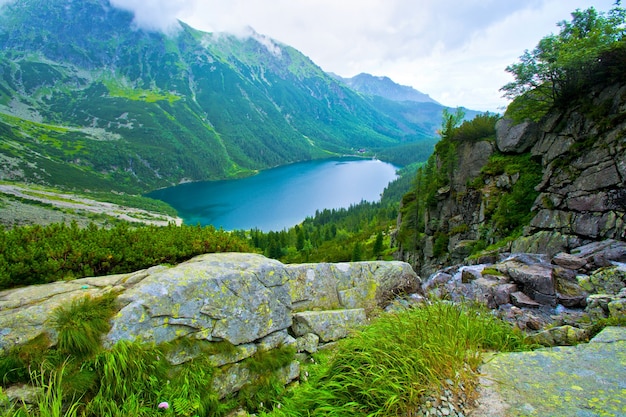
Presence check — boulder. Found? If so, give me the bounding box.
[0,253,421,400]
[500,255,556,306]
[494,283,518,306]
[586,294,614,320]
[584,265,626,295]
[473,327,626,416]
[495,118,539,154]
[552,253,587,270]
[570,239,626,269]
[0,253,419,353]
[510,291,541,309]
[286,260,420,312]
[291,309,368,342]
[529,325,589,346]
[295,333,320,354]
[108,253,293,346]
[422,271,453,293]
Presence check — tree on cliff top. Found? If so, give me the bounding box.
[502,5,626,118]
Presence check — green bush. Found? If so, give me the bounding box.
[0,222,251,290]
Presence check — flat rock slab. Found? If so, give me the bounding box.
[471,327,626,417]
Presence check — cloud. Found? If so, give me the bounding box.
[108,0,619,111]
[109,0,186,33]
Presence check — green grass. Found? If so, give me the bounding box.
[5,363,83,417]
[51,293,119,358]
[265,301,528,416]
[1,300,529,416]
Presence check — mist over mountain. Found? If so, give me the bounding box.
[0,0,454,194]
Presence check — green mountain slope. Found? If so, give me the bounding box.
[0,0,438,194]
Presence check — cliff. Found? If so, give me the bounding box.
[395,81,626,278]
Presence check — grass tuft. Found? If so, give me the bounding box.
[50,292,118,359]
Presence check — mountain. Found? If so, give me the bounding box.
[331,73,439,104]
[331,72,480,140]
[0,0,444,195]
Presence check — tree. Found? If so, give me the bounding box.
[351,242,363,262]
[501,5,626,108]
[373,231,384,258]
[438,107,465,141]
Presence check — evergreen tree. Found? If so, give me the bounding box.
[373,231,384,258]
[351,242,363,262]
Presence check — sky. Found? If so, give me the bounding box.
[109,0,618,112]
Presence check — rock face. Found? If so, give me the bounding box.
[471,326,626,417]
[396,82,626,278]
[0,253,419,396]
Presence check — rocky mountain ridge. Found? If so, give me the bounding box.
[330,72,439,104]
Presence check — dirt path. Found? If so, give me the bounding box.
[0,183,182,227]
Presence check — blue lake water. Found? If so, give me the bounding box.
[147,157,398,231]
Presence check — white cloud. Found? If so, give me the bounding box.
[109,0,619,111]
[109,0,185,33]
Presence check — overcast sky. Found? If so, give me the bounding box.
[110,0,618,112]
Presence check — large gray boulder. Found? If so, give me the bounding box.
[0,253,420,399]
[472,327,626,417]
[0,253,420,354]
[495,118,539,154]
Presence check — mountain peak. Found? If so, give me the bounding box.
[334,72,439,104]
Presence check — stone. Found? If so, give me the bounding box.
[286,260,420,312]
[295,333,320,354]
[471,278,499,308]
[494,283,518,306]
[291,309,368,342]
[495,118,539,154]
[570,239,626,267]
[552,253,587,270]
[586,294,613,320]
[554,268,588,308]
[108,253,293,347]
[573,161,622,192]
[422,271,453,293]
[530,325,589,347]
[473,327,626,416]
[587,266,626,295]
[0,253,419,353]
[211,360,300,399]
[452,141,494,190]
[608,298,626,319]
[510,291,540,309]
[461,267,482,283]
[511,231,576,258]
[501,258,556,305]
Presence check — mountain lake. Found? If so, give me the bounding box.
[147,157,398,231]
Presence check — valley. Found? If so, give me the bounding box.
[0,1,625,417]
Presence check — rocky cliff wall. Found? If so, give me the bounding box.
[396,82,626,278]
[512,83,626,253]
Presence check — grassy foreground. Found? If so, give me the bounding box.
[263,301,527,417]
[0,300,528,417]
